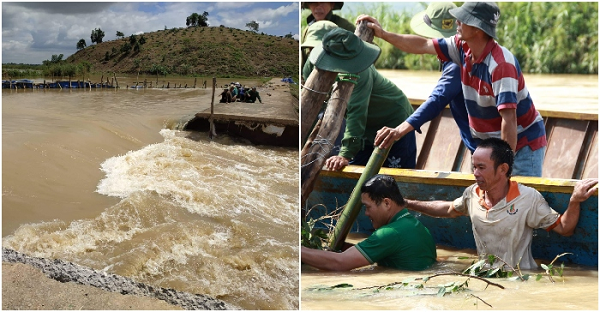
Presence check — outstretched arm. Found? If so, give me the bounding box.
[301,246,370,271]
[406,199,462,218]
[374,122,414,149]
[552,178,598,236]
[356,14,437,55]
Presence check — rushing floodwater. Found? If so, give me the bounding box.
[2,83,299,310]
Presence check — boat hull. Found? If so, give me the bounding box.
[306,167,598,267]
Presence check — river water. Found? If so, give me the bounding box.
[2,80,299,310]
[380,69,598,114]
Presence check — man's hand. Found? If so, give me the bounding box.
[571,178,598,203]
[356,14,384,38]
[374,126,400,149]
[325,155,350,171]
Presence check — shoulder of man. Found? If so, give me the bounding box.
[329,14,356,32]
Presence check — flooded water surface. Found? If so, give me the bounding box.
[2,82,299,310]
[301,235,598,310]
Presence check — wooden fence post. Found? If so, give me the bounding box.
[209,77,217,139]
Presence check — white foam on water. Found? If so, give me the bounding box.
[5,128,299,310]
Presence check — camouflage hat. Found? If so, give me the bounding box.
[301,20,339,48]
[410,2,458,38]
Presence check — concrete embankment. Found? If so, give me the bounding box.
[2,248,235,310]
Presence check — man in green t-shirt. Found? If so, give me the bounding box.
[301,174,437,271]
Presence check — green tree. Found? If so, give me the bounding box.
[116,31,124,39]
[120,42,132,54]
[186,12,199,27]
[90,28,105,44]
[187,11,209,27]
[284,32,294,39]
[138,35,146,45]
[63,63,77,80]
[199,11,209,26]
[246,20,259,32]
[76,39,86,50]
[129,34,137,46]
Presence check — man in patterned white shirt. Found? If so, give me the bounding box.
[401,137,597,269]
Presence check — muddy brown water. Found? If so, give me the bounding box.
[2,79,299,310]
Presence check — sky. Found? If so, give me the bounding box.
[2,2,300,64]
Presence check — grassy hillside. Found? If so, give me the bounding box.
[67,26,299,78]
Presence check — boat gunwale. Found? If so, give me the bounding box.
[322,165,599,195]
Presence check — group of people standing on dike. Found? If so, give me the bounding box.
[300,2,597,272]
[219,82,262,104]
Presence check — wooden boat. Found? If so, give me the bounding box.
[306,102,598,267]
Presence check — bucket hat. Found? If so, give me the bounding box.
[449,2,500,39]
[308,28,381,74]
[302,2,344,10]
[410,2,457,38]
[301,20,339,48]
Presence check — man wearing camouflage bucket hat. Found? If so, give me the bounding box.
[359,2,548,177]
[303,28,416,171]
[372,3,478,156]
[301,20,339,73]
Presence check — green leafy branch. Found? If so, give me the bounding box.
[538,252,571,283]
[462,253,572,283]
[301,202,343,249]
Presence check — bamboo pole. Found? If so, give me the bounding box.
[328,146,391,251]
[209,77,217,139]
[327,21,391,251]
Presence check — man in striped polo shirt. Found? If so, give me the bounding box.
[361,2,547,177]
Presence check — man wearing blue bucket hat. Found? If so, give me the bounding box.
[303,28,416,171]
[374,3,477,155]
[359,2,548,177]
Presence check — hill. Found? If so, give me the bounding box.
[67,26,299,78]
